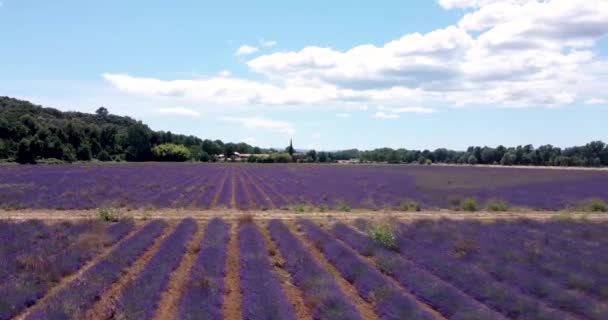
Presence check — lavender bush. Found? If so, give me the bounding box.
[178,218,229,320]
[2,163,608,210]
[267,219,362,320]
[238,221,295,320]
[0,220,133,320]
[110,218,196,320]
[24,220,166,320]
[298,219,434,320]
[331,222,505,320]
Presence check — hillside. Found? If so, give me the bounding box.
[0,97,257,163]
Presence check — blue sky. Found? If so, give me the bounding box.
[1,0,607,150]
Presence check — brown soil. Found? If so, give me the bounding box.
[243,167,292,205]
[241,169,277,209]
[230,168,237,209]
[153,221,206,320]
[14,226,141,320]
[221,223,242,320]
[210,169,230,208]
[239,174,257,209]
[257,222,312,320]
[324,224,447,320]
[3,209,607,222]
[84,222,177,319]
[286,221,380,320]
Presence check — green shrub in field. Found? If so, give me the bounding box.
[399,200,421,212]
[460,198,478,212]
[486,200,508,212]
[97,206,121,222]
[336,201,352,212]
[585,199,607,212]
[294,202,308,213]
[368,225,397,250]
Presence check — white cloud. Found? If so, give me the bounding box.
[373,106,436,119]
[311,132,321,139]
[220,116,295,135]
[155,107,200,117]
[373,111,400,119]
[105,0,608,110]
[336,113,351,118]
[261,40,277,47]
[243,137,256,144]
[218,70,231,77]
[393,106,437,114]
[585,98,606,105]
[235,45,259,56]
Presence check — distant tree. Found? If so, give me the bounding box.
[481,147,497,164]
[16,139,35,164]
[287,139,294,157]
[95,107,109,117]
[62,145,77,162]
[500,151,516,166]
[467,154,478,165]
[125,123,152,161]
[152,143,191,162]
[76,143,92,161]
[306,149,317,162]
[97,150,112,161]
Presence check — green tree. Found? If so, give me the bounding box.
[16,139,35,164]
[152,143,192,162]
[287,139,294,157]
[125,123,152,161]
[77,143,93,161]
[97,150,112,161]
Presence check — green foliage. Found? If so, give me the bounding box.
[460,197,478,212]
[424,159,432,165]
[152,143,192,162]
[97,206,122,222]
[486,200,508,212]
[16,139,35,164]
[586,199,607,212]
[399,200,421,212]
[293,202,309,213]
[97,150,111,161]
[76,143,92,161]
[578,199,608,213]
[368,225,397,250]
[335,201,351,212]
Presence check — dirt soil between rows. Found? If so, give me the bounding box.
[1,208,607,221]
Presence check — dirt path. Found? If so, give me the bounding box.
[2,209,607,221]
[221,223,242,320]
[286,221,380,320]
[210,169,230,209]
[14,226,141,320]
[84,222,176,319]
[257,222,312,320]
[153,221,206,320]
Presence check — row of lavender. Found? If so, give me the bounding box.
[2,163,608,210]
[0,219,134,320]
[3,218,607,320]
[352,218,608,320]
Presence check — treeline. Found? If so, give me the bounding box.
[2,97,607,167]
[302,143,608,167]
[0,97,262,164]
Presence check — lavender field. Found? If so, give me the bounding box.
[1,163,608,211]
[1,217,607,320]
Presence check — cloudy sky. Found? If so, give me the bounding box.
[1,0,607,150]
